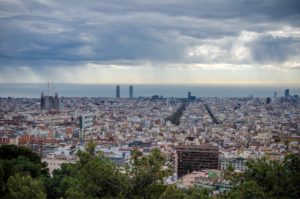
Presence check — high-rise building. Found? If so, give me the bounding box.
[116,85,120,98]
[188,91,191,99]
[175,145,219,178]
[41,92,45,109]
[274,91,277,98]
[54,92,59,109]
[187,91,196,100]
[79,114,93,130]
[285,89,290,97]
[129,85,133,99]
[79,113,93,139]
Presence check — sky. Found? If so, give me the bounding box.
[0,0,300,85]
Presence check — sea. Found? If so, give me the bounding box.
[0,83,299,98]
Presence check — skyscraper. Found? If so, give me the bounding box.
[116,85,120,98]
[284,89,290,97]
[41,92,45,109]
[129,85,133,99]
[188,91,191,99]
[54,92,59,109]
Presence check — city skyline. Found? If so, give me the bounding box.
[1,0,300,85]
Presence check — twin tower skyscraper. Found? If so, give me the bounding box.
[116,85,133,99]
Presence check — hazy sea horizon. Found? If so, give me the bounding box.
[0,83,299,98]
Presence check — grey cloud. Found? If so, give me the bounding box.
[250,36,300,64]
[0,0,300,70]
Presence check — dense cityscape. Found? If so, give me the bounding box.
[1,0,300,198]
[0,84,299,198]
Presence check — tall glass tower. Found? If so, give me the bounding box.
[129,85,133,99]
[116,85,120,98]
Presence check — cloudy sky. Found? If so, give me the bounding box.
[0,0,300,85]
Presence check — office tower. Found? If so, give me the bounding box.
[116,85,120,98]
[175,145,219,178]
[188,91,191,99]
[284,89,290,97]
[54,92,59,109]
[274,92,277,98]
[266,97,271,104]
[129,85,133,99]
[40,92,45,109]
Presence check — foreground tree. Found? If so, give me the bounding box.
[224,154,300,199]
[282,153,300,198]
[128,149,171,198]
[0,145,49,197]
[2,144,299,199]
[6,174,46,199]
[44,163,80,199]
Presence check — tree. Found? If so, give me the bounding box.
[244,157,285,198]
[224,154,300,199]
[226,180,265,199]
[0,145,49,197]
[0,145,49,179]
[6,174,46,199]
[0,162,5,196]
[185,187,210,199]
[128,149,171,198]
[0,145,41,163]
[160,185,210,199]
[78,154,129,198]
[282,153,300,198]
[46,140,130,199]
[160,185,187,199]
[223,164,242,186]
[44,163,80,199]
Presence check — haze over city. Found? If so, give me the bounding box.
[1,0,300,85]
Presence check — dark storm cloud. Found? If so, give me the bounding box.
[0,0,300,69]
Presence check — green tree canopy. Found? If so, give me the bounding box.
[225,154,300,199]
[0,144,41,163]
[6,174,46,199]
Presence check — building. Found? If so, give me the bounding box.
[187,91,196,100]
[219,157,247,171]
[79,113,93,130]
[129,85,133,99]
[41,83,60,110]
[79,113,93,139]
[175,145,219,178]
[285,89,290,97]
[41,92,45,109]
[40,92,59,110]
[42,154,76,174]
[116,85,120,98]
